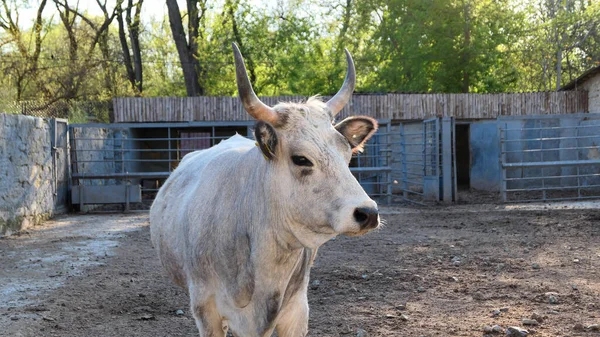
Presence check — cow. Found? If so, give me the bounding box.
[149,43,380,337]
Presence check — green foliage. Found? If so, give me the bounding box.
[0,0,599,110]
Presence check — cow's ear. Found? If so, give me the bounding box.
[334,116,378,153]
[254,121,278,160]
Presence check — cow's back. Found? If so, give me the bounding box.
[149,134,255,288]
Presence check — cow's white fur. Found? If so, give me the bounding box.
[150,98,378,337]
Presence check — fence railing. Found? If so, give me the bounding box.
[499,115,600,202]
[0,100,111,121]
[68,121,393,208]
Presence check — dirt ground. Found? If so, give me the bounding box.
[1,203,599,337]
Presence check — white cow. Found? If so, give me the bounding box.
[150,43,380,337]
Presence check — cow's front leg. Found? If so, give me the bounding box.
[190,295,227,337]
[275,292,309,337]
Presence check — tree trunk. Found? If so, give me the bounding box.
[127,0,143,94]
[227,0,256,88]
[462,0,470,93]
[166,0,204,96]
[118,0,144,94]
[117,5,136,91]
[556,48,562,90]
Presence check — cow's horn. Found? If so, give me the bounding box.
[232,43,279,124]
[326,49,356,116]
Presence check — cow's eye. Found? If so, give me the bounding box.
[291,155,313,167]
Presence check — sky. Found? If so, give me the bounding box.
[19,0,166,26]
[18,0,275,28]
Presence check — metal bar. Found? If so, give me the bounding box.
[404,162,427,167]
[168,127,172,172]
[540,123,546,201]
[73,172,171,179]
[505,173,600,181]
[401,152,426,156]
[400,189,424,196]
[400,123,408,201]
[401,171,426,178]
[506,184,600,192]
[502,134,600,142]
[386,122,392,204]
[500,123,507,202]
[452,117,457,201]
[501,145,600,154]
[71,136,235,141]
[505,195,600,203]
[350,167,392,173]
[51,118,58,198]
[576,125,581,199]
[441,117,452,202]
[501,124,600,132]
[79,184,84,211]
[402,179,424,186]
[74,159,180,163]
[69,148,206,152]
[70,121,255,128]
[502,159,600,168]
[69,127,80,187]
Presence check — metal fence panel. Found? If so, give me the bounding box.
[499,114,600,202]
[396,117,456,204]
[68,121,393,207]
[51,118,70,213]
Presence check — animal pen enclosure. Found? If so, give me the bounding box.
[68,121,393,208]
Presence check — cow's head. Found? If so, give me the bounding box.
[233,43,380,248]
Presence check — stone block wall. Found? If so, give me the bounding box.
[0,113,58,236]
[581,73,600,113]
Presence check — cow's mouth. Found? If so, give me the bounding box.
[343,225,379,237]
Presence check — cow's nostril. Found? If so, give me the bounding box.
[353,207,379,230]
[353,208,369,224]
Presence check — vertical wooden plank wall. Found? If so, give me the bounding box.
[112,91,589,122]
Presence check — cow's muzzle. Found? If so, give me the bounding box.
[353,207,379,230]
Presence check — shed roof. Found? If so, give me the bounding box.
[561,64,600,91]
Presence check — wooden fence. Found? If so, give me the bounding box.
[113,91,589,122]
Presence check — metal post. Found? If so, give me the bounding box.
[400,123,408,201]
[168,127,172,172]
[452,118,458,201]
[441,117,453,202]
[79,183,84,212]
[125,180,130,212]
[576,125,581,198]
[386,122,392,204]
[500,123,507,202]
[540,122,546,201]
[51,119,58,198]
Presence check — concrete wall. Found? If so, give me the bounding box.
[0,114,61,236]
[581,73,600,113]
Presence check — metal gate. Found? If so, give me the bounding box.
[51,118,69,213]
[351,120,392,204]
[398,117,456,204]
[499,114,600,202]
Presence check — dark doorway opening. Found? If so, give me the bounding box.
[455,124,470,188]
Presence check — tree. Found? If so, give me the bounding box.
[165,0,206,96]
[117,0,144,94]
[0,0,48,100]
